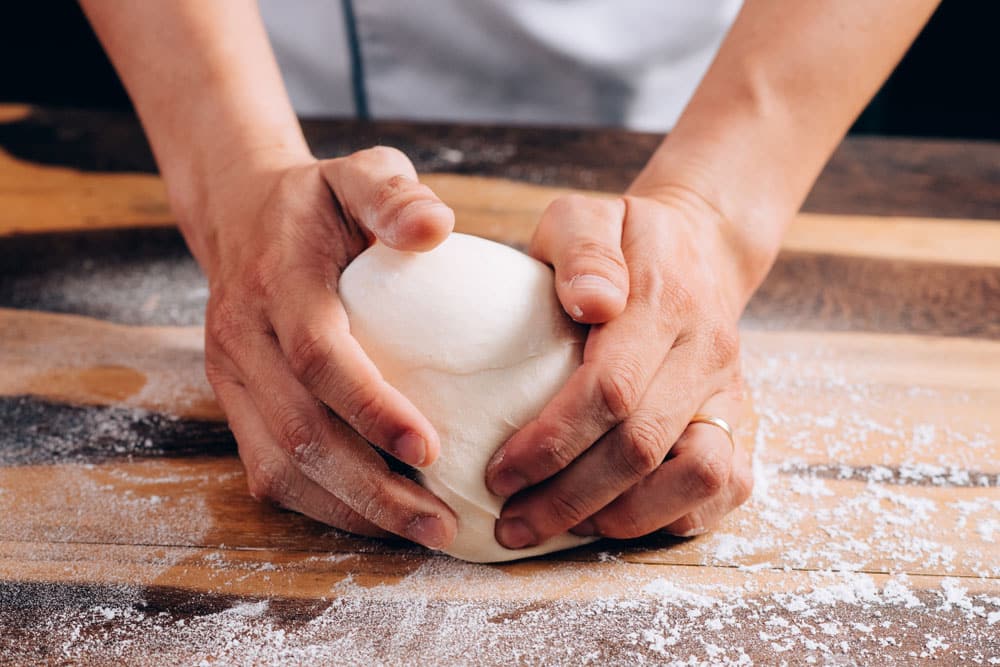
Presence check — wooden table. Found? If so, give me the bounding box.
[1,103,999,665]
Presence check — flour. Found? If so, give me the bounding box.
[2,335,998,665]
[6,564,998,665]
[0,397,232,466]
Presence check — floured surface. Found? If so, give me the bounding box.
[3,119,1000,662]
[2,312,999,662]
[3,554,999,665]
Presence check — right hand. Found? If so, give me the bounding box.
[190,146,459,549]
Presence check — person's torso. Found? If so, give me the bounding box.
[258,0,742,130]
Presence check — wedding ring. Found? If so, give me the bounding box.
[689,414,735,452]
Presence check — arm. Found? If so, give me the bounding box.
[486,0,941,547]
[79,1,307,263]
[80,1,459,548]
[632,0,942,300]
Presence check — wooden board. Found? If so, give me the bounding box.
[2,104,999,664]
[4,146,1000,267]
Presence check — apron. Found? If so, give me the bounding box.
[258,0,742,130]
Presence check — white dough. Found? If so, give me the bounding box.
[339,233,595,562]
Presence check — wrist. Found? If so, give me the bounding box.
[173,142,315,276]
[129,75,311,260]
[627,173,783,318]
[166,119,312,222]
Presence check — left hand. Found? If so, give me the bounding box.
[485,190,755,547]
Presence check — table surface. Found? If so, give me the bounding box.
[1,103,999,665]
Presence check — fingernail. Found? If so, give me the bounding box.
[390,431,427,466]
[569,274,621,299]
[678,526,707,538]
[491,469,528,497]
[571,519,598,536]
[406,515,448,549]
[497,518,537,549]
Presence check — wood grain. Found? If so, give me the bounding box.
[1,308,997,580]
[0,143,171,235]
[3,104,999,218]
[748,251,1000,340]
[3,104,1000,664]
[4,156,1000,267]
[0,308,219,420]
[4,566,997,665]
[2,456,998,578]
[5,540,998,604]
[3,171,999,339]
[3,308,998,467]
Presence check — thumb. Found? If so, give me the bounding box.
[322,146,455,251]
[529,195,629,324]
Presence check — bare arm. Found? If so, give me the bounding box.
[488,0,941,548]
[79,1,307,263]
[633,0,943,300]
[80,1,459,549]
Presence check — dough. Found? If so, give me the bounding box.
[339,233,595,562]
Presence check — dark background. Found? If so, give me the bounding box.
[1,2,997,140]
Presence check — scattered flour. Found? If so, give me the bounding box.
[3,562,998,665]
[2,336,997,665]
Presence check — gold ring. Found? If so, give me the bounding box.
[689,414,735,452]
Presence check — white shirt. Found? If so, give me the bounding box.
[258,0,742,131]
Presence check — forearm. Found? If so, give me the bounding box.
[80,1,310,263]
[631,0,940,303]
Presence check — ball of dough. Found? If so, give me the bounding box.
[339,232,594,562]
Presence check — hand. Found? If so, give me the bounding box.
[485,191,755,547]
[194,146,459,549]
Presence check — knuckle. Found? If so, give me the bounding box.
[548,490,592,526]
[287,328,334,390]
[625,261,665,305]
[597,356,645,422]
[568,240,628,278]
[274,404,319,454]
[206,301,247,359]
[352,481,396,527]
[619,416,669,478]
[247,456,292,503]
[248,252,284,301]
[203,359,230,390]
[691,451,731,497]
[371,174,413,213]
[338,381,385,436]
[357,145,407,166]
[659,279,696,314]
[703,323,740,372]
[598,501,648,540]
[325,502,367,534]
[544,193,622,220]
[543,193,591,219]
[536,434,578,472]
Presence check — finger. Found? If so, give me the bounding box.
[207,332,457,549]
[575,391,748,540]
[212,375,388,538]
[485,270,677,498]
[321,146,454,251]
[529,195,628,324]
[661,440,753,538]
[264,270,440,468]
[493,338,718,549]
